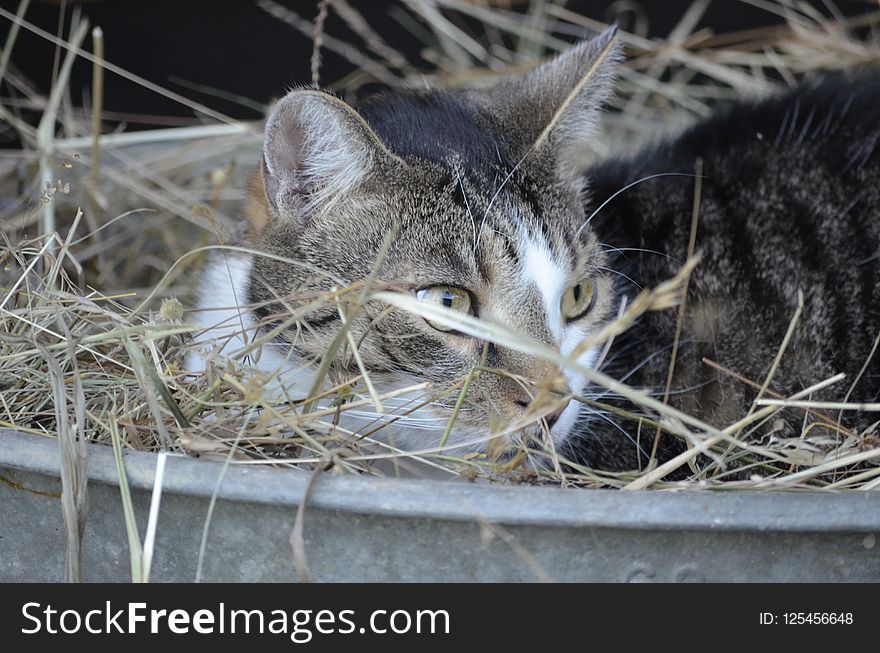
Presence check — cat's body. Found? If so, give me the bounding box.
[564,73,880,471]
[190,30,880,475]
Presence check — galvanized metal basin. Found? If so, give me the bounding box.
[1,429,877,582]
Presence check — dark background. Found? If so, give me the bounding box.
[0,0,875,133]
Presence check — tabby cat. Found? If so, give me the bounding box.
[189,28,880,475]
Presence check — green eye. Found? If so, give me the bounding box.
[415,286,474,332]
[561,278,596,321]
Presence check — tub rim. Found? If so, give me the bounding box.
[2,428,878,533]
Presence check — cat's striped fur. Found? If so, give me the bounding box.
[567,73,880,471]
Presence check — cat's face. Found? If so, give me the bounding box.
[247,29,621,462]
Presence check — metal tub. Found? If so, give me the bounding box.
[1,429,877,582]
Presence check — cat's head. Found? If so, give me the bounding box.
[246,28,621,463]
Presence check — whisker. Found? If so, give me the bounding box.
[596,265,643,291]
[599,244,680,263]
[454,169,478,254]
[577,172,698,237]
[579,405,651,460]
[477,148,534,248]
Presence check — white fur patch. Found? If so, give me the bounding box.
[516,230,602,446]
[186,252,315,397]
[187,254,443,458]
[553,322,601,446]
[520,235,567,341]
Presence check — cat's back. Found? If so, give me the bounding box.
[594,71,876,197]
[593,69,880,304]
[588,71,880,435]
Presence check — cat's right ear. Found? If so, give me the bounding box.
[480,27,621,180]
[259,89,401,224]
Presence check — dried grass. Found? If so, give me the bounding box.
[2,0,880,491]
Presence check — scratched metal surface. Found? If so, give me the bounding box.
[1,429,878,582]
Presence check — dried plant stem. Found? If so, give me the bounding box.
[0,6,237,125]
[825,465,880,489]
[141,451,166,583]
[88,26,104,231]
[701,357,855,436]
[55,123,253,150]
[310,0,332,87]
[404,0,489,66]
[332,0,411,72]
[291,463,324,584]
[338,303,383,413]
[736,289,805,437]
[37,318,89,583]
[624,373,846,490]
[0,0,31,89]
[860,470,880,491]
[652,157,703,467]
[195,413,253,583]
[755,399,880,411]
[836,329,880,434]
[108,414,144,582]
[619,0,710,126]
[38,18,89,252]
[752,446,880,487]
[258,0,401,86]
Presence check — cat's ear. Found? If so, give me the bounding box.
[260,89,400,220]
[489,27,621,178]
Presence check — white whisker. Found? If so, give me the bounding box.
[599,244,679,263]
[577,172,698,237]
[454,169,479,253]
[597,265,643,291]
[476,148,534,248]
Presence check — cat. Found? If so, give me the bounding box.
[188,27,880,476]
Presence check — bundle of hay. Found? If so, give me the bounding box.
[2,0,879,489]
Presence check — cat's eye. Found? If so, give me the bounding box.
[561,278,596,321]
[415,286,473,331]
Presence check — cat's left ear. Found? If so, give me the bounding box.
[485,27,621,179]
